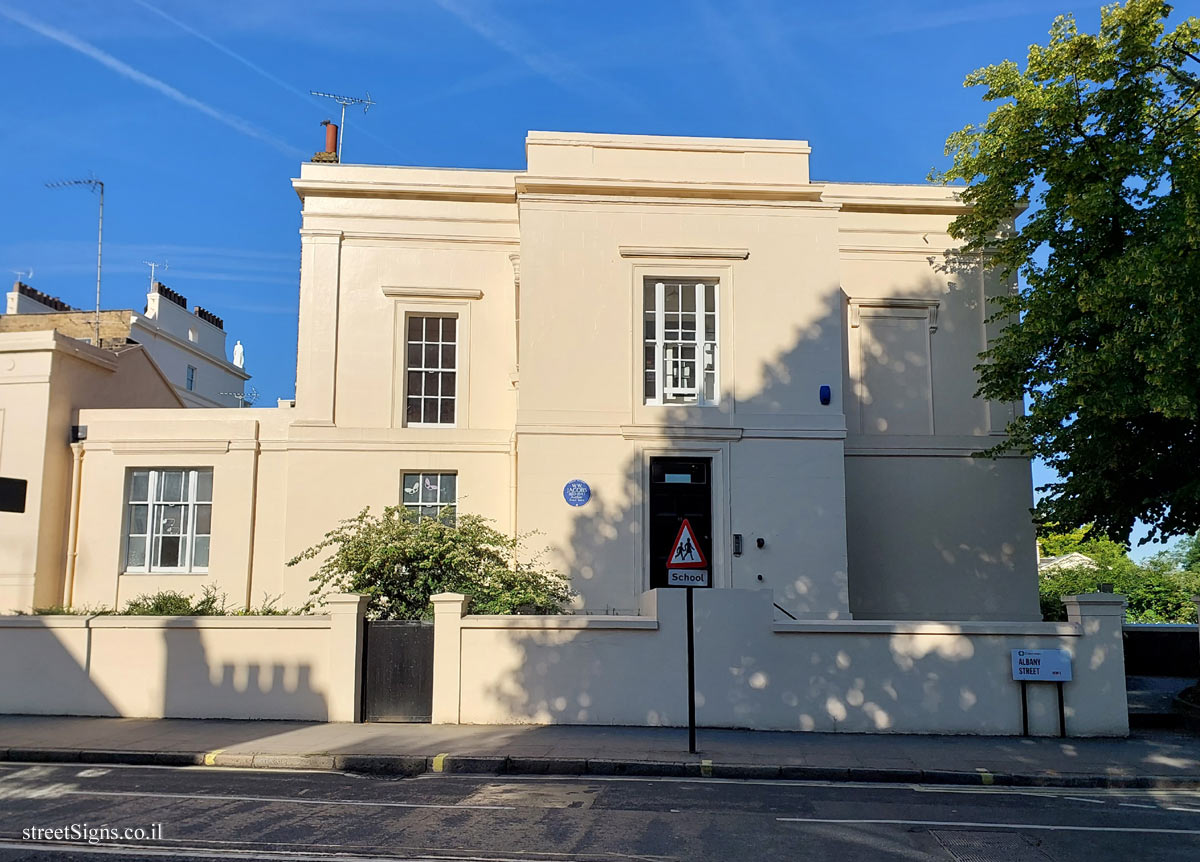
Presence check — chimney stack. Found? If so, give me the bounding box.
[312,120,339,163]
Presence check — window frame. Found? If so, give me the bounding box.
[122,468,213,574]
[185,365,196,392]
[389,298,474,430]
[400,471,458,522]
[402,313,459,428]
[641,277,721,407]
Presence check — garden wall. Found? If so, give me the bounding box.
[433,589,1129,736]
[0,594,366,721]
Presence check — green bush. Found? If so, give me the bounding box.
[290,506,573,620]
[1038,527,1200,623]
[1039,565,1200,623]
[115,586,298,616]
[122,585,225,616]
[30,604,112,616]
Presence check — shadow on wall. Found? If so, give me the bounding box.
[0,616,329,725]
[473,588,1107,732]
[161,620,328,721]
[558,271,1019,618]
[0,619,119,717]
[485,264,1049,729]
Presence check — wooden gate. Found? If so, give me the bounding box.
[361,620,434,722]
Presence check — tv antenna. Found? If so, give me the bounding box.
[219,386,259,408]
[143,259,168,290]
[11,268,33,282]
[46,176,104,344]
[309,90,376,162]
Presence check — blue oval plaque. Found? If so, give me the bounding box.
[563,479,591,507]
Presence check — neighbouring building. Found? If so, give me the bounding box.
[0,330,184,611]
[0,280,250,612]
[44,131,1040,624]
[2,281,250,408]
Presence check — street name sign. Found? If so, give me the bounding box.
[1011,648,1072,682]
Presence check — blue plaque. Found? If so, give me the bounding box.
[563,479,591,507]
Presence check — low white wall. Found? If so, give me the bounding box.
[0,594,367,721]
[435,589,1128,736]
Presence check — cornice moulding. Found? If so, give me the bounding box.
[381,286,484,300]
[293,178,516,203]
[518,176,826,202]
[526,131,811,155]
[826,196,970,215]
[620,425,743,442]
[848,297,940,331]
[619,246,749,260]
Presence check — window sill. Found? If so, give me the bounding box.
[121,571,210,576]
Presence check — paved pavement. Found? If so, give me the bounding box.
[3,761,1200,860]
[1,715,1198,788]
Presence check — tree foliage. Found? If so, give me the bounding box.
[1037,527,1200,621]
[934,0,1200,544]
[290,507,573,620]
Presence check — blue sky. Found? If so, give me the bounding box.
[0,0,1187,556]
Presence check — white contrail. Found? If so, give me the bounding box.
[129,0,405,159]
[432,0,643,111]
[0,4,303,158]
[130,0,311,104]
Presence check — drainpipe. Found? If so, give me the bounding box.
[62,442,84,608]
[241,441,260,612]
[509,432,519,538]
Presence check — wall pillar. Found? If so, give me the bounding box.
[431,592,468,724]
[1062,593,1129,736]
[326,593,368,722]
[294,229,342,424]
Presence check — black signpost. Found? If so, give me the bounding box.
[1012,648,1072,738]
[664,519,710,754]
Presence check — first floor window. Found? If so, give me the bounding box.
[402,472,456,521]
[185,366,196,391]
[124,468,212,572]
[643,278,719,405]
[405,315,457,425]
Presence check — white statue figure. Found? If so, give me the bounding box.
[232,340,245,369]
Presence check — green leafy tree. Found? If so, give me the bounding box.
[1037,526,1200,621]
[290,507,573,619]
[1158,531,1200,571]
[934,1,1200,544]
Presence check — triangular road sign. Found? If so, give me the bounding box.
[667,518,708,569]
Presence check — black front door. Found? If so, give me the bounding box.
[648,457,712,589]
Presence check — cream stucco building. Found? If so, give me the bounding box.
[10,131,1040,623]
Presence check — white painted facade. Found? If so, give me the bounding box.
[2,281,250,408]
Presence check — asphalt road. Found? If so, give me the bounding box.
[1,761,1200,861]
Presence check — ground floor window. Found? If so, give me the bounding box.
[402,472,456,521]
[124,468,213,572]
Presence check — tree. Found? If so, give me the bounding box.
[1037,526,1200,621]
[933,0,1200,545]
[289,507,573,619]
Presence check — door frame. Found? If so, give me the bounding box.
[638,444,730,593]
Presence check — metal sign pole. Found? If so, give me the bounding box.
[686,585,696,754]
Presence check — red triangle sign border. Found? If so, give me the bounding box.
[667,518,708,569]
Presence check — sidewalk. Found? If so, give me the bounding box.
[2,715,1198,789]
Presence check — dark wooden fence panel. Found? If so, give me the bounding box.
[1123,625,1199,678]
[361,620,434,722]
